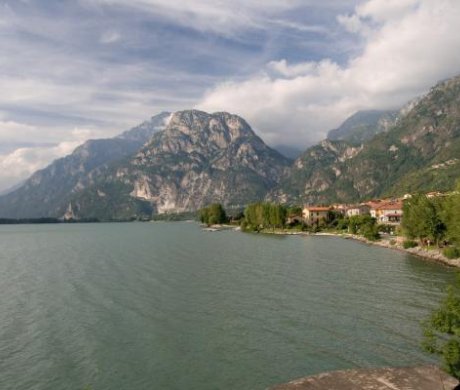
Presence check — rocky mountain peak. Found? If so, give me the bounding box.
[118,111,171,143]
[165,110,253,141]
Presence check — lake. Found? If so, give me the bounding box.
[0,222,455,390]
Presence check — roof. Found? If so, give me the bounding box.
[378,202,403,210]
[303,206,331,212]
[346,204,370,210]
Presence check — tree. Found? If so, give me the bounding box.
[422,275,460,378]
[199,203,227,226]
[287,206,303,217]
[242,202,287,231]
[444,182,460,245]
[348,215,378,239]
[402,194,445,246]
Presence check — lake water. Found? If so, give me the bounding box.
[0,222,455,390]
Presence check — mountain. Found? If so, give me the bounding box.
[274,75,460,204]
[67,110,290,219]
[0,180,25,196]
[327,109,399,144]
[1,75,459,219]
[273,144,304,160]
[0,110,289,219]
[0,112,171,218]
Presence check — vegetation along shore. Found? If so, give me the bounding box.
[199,182,460,267]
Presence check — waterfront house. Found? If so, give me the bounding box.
[331,203,348,216]
[371,200,404,224]
[302,206,331,224]
[345,204,370,217]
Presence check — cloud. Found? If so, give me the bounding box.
[100,30,121,44]
[85,0,304,36]
[0,115,121,191]
[0,144,72,192]
[198,0,460,147]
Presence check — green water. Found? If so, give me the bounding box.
[0,222,455,390]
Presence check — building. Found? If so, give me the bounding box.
[345,204,370,218]
[370,200,404,224]
[302,206,331,224]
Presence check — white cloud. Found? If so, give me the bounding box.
[85,0,304,35]
[198,0,460,147]
[267,59,316,78]
[0,120,110,191]
[0,143,78,191]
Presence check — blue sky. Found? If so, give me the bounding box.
[1,0,460,190]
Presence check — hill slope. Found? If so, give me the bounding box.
[327,109,398,145]
[274,75,460,204]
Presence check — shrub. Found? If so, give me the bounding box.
[389,239,396,246]
[443,247,460,259]
[403,240,418,249]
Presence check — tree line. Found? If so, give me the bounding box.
[402,185,460,257]
[197,182,460,253]
[199,203,228,226]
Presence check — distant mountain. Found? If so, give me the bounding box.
[0,112,170,218]
[1,75,459,219]
[0,110,289,219]
[273,144,304,160]
[0,181,25,196]
[117,111,171,142]
[68,110,290,219]
[327,110,399,145]
[273,75,460,203]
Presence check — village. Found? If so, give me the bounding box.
[299,191,448,227]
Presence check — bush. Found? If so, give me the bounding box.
[389,239,396,246]
[362,224,380,241]
[403,240,418,249]
[422,277,460,378]
[443,247,460,259]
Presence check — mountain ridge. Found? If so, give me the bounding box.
[273,75,460,204]
[0,75,459,219]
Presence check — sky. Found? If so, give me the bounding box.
[1,0,460,191]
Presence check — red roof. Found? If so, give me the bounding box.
[378,202,403,210]
[304,206,331,212]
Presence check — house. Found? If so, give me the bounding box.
[331,203,348,216]
[371,200,404,224]
[345,204,370,217]
[366,200,384,219]
[302,206,331,224]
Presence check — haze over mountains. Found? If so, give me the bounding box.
[0,75,459,220]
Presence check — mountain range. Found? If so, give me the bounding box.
[0,75,459,220]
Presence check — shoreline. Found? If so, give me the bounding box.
[329,232,460,268]
[230,227,460,268]
[203,223,460,267]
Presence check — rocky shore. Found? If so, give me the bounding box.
[334,233,460,268]
[203,223,460,267]
[269,365,458,390]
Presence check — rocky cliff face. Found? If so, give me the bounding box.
[0,112,171,218]
[53,110,290,219]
